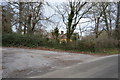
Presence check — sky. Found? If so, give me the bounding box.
[1,0,118,36]
[0,0,119,2]
[43,0,118,36]
[43,0,92,36]
[6,0,92,36]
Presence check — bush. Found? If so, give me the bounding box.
[79,32,118,52]
[2,32,118,53]
[94,37,118,51]
[94,32,118,51]
[77,39,95,52]
[2,33,47,47]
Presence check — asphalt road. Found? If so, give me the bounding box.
[31,55,118,78]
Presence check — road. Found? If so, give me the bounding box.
[31,55,118,78]
[2,48,98,78]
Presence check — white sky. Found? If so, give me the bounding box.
[0,0,119,2]
[2,0,117,36]
[43,0,91,36]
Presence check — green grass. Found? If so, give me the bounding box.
[95,49,119,55]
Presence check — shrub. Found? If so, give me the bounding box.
[77,39,95,52]
[94,32,118,51]
[2,33,47,47]
[79,32,118,52]
[2,32,118,53]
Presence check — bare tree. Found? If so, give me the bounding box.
[101,2,117,37]
[54,1,94,42]
[91,3,107,38]
[10,2,46,34]
[87,2,117,38]
[20,2,43,34]
[2,3,14,33]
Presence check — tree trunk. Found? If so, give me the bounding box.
[115,1,120,49]
[95,17,100,38]
[66,32,70,43]
[18,2,23,34]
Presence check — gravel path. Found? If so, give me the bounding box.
[0,47,2,79]
[2,47,100,78]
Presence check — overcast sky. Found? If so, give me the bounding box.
[43,0,92,36]
[1,0,117,36]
